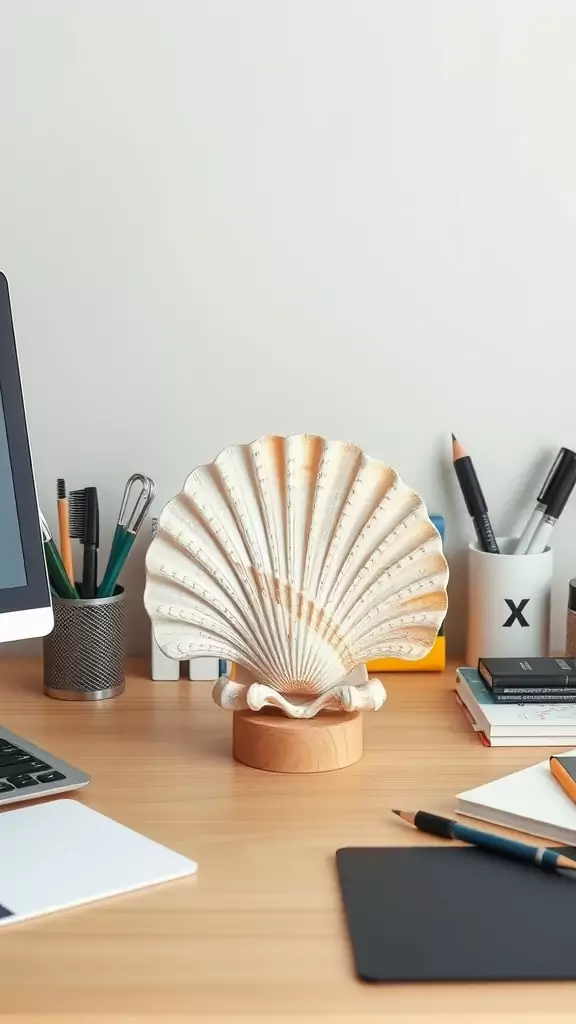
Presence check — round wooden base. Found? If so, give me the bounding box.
[232,709,363,773]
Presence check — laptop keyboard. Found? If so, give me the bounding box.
[0,739,65,793]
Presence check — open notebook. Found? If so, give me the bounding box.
[0,799,197,926]
[456,750,576,844]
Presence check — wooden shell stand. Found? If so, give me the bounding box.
[232,709,363,773]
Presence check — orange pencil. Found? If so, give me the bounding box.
[550,755,576,805]
[56,478,75,585]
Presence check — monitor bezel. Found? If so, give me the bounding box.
[0,273,51,617]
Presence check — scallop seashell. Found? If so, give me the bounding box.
[212,664,386,718]
[144,434,449,717]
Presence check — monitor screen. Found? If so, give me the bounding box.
[0,271,52,639]
[0,387,26,590]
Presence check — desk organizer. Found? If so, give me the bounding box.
[43,588,125,701]
[466,537,552,666]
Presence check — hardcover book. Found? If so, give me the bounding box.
[478,657,576,688]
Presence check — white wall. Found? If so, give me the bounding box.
[1,0,575,656]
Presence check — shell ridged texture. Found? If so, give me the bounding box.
[145,434,448,696]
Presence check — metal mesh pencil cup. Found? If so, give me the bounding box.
[43,588,125,700]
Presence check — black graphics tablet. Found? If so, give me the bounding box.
[337,846,576,983]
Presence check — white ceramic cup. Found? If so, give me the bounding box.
[466,537,553,666]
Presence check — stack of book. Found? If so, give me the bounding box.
[456,657,576,747]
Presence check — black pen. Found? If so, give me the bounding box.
[451,434,499,554]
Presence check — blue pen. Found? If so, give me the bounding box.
[393,809,576,874]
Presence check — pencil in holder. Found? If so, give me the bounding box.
[43,587,125,701]
[467,538,553,666]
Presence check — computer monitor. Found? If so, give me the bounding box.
[0,273,52,641]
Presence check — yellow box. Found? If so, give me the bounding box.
[367,634,445,673]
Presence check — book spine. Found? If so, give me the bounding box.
[483,679,573,688]
[454,692,489,743]
[493,693,576,703]
[491,687,576,695]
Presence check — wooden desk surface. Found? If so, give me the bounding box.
[0,658,573,1024]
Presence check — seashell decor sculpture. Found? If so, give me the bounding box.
[145,434,448,720]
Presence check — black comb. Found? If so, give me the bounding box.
[68,488,87,541]
[68,487,99,597]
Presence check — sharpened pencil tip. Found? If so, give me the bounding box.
[451,434,466,461]
[556,854,576,871]
[391,809,401,816]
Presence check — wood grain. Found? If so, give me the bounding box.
[0,657,573,1023]
[232,708,363,772]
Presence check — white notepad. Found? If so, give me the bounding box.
[456,749,576,845]
[0,799,197,927]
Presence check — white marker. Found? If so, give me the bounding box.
[526,459,576,555]
[514,506,545,555]
[525,513,556,556]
